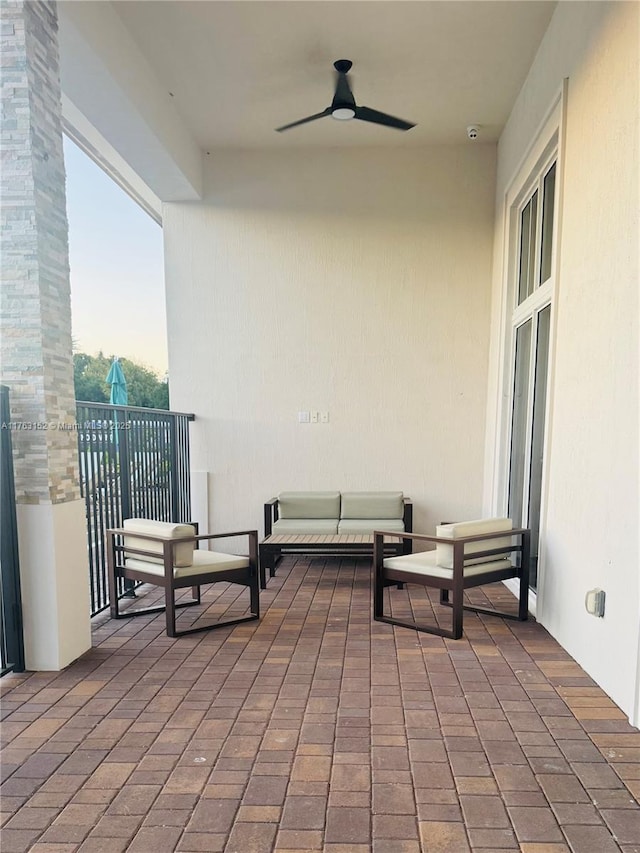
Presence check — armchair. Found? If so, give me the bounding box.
[373,518,530,639]
[106,519,259,638]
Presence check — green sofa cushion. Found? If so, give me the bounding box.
[338,518,405,534]
[272,518,339,534]
[340,491,404,519]
[278,491,341,519]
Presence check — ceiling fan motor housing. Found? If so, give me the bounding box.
[332,107,355,120]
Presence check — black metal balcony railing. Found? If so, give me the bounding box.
[0,386,25,675]
[76,402,194,616]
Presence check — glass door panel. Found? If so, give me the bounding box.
[508,320,532,529]
[518,192,538,304]
[527,306,551,589]
[539,164,556,284]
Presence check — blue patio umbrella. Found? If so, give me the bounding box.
[106,357,128,449]
[106,357,128,406]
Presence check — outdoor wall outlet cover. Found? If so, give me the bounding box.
[585,588,606,618]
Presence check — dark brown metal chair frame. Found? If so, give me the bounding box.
[106,527,259,638]
[373,527,530,640]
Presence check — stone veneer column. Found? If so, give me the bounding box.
[0,0,91,668]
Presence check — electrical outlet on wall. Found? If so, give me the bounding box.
[320,411,329,423]
[298,411,310,423]
[311,411,319,423]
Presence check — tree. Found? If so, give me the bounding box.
[74,351,169,409]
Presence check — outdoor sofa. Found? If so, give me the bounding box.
[260,491,412,586]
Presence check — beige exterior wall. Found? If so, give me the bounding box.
[486,1,639,721]
[164,146,497,538]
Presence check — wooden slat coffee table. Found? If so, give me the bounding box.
[259,532,406,589]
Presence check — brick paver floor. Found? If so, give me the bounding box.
[1,556,639,852]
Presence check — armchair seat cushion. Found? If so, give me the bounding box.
[272,518,338,535]
[383,550,513,579]
[125,549,250,579]
[338,518,405,534]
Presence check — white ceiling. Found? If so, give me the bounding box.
[112,0,557,149]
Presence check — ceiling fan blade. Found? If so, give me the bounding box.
[355,106,415,131]
[275,107,332,132]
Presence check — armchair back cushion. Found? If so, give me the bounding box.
[277,491,341,519]
[435,518,513,569]
[122,518,195,568]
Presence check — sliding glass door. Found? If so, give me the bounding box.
[507,158,556,591]
[508,306,551,589]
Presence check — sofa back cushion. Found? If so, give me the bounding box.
[278,491,341,519]
[123,518,195,567]
[435,518,513,569]
[340,492,404,520]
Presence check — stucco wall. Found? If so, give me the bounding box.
[486,1,639,720]
[57,0,202,201]
[164,146,496,537]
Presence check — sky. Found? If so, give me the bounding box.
[64,136,169,377]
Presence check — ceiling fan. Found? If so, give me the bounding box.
[276,59,416,133]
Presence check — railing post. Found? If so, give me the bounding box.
[0,386,25,674]
[118,408,132,523]
[169,416,179,522]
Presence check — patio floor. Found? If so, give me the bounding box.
[1,555,639,853]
